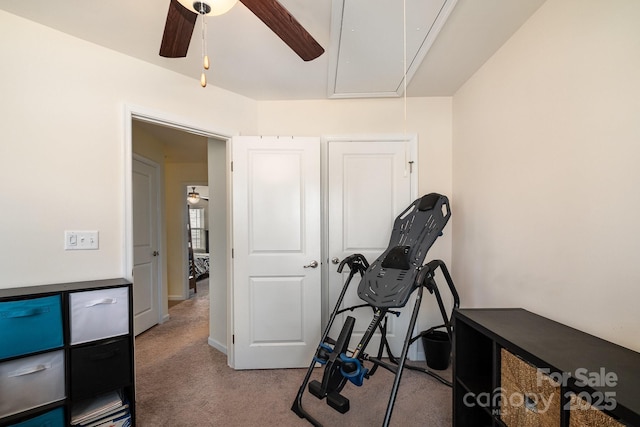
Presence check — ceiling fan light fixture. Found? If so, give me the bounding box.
[187,187,201,203]
[178,0,239,16]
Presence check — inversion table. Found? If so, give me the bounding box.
[292,193,460,427]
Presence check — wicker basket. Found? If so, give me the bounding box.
[500,349,561,427]
[568,393,624,427]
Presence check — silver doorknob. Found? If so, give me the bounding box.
[152,251,159,256]
[331,257,340,265]
[303,260,318,268]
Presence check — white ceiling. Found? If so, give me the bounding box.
[0,0,546,100]
[134,119,209,163]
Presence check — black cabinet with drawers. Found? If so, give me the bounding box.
[453,308,640,427]
[0,278,135,427]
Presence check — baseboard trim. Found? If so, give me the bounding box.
[208,337,227,355]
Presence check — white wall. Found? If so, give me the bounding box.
[452,0,640,351]
[0,11,257,289]
[208,140,229,353]
[0,10,454,361]
[257,97,454,341]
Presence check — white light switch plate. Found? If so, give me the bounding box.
[65,231,99,250]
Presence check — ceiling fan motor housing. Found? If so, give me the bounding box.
[178,0,239,16]
[193,1,211,14]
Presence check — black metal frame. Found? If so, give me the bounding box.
[292,194,460,427]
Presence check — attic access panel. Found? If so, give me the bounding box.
[328,0,457,98]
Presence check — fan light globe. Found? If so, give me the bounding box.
[178,0,239,16]
[188,187,201,203]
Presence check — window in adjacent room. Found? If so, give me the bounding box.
[189,207,206,251]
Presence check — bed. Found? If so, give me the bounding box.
[193,253,210,280]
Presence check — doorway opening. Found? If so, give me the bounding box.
[124,105,232,357]
[185,184,209,305]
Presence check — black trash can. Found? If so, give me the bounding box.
[422,330,451,370]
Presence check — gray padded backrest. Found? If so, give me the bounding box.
[357,193,451,308]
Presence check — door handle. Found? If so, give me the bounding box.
[331,257,340,265]
[303,260,318,269]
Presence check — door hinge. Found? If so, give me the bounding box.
[232,334,235,344]
[232,248,234,258]
[408,161,414,174]
[230,161,233,172]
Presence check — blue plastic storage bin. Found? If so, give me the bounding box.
[8,407,65,427]
[0,295,64,359]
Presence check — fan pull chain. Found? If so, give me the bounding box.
[403,0,409,177]
[403,0,407,136]
[200,4,209,87]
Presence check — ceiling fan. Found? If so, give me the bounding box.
[159,0,324,61]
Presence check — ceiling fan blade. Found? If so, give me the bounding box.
[159,0,198,58]
[239,0,324,61]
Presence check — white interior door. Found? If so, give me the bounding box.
[232,136,321,369]
[132,156,161,335]
[326,139,415,356]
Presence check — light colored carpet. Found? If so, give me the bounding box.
[134,279,452,426]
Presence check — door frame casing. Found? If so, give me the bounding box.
[123,104,235,351]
